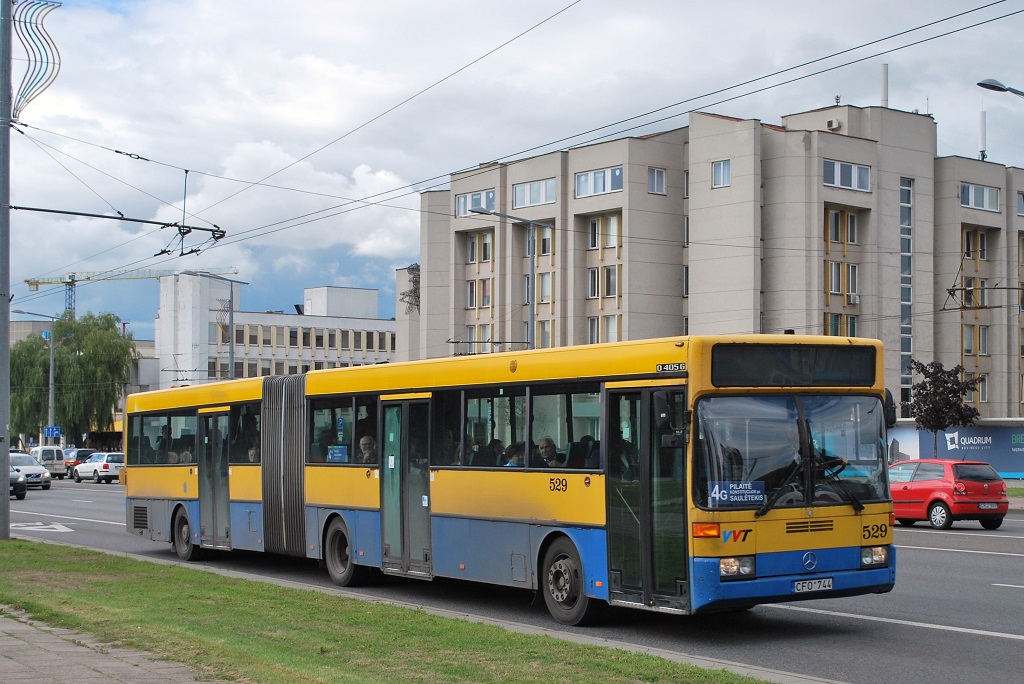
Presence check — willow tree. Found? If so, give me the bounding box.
[10,312,137,445]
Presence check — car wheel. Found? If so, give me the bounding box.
[173,509,203,561]
[42,484,50,490]
[896,519,916,527]
[55,474,64,480]
[324,518,370,586]
[542,537,603,626]
[16,490,26,500]
[980,518,1003,530]
[93,470,101,484]
[928,502,952,529]
[73,470,81,483]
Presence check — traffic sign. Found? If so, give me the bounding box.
[44,426,61,438]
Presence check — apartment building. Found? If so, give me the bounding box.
[397,103,1024,421]
[156,273,396,389]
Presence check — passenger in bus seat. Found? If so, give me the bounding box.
[359,435,378,464]
[484,439,504,466]
[539,437,565,467]
[503,442,525,466]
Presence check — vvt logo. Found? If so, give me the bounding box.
[722,529,752,543]
[945,431,959,450]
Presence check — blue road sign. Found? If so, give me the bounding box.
[44,426,61,438]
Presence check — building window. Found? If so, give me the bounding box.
[963,276,976,306]
[847,315,858,337]
[480,279,491,308]
[829,261,842,294]
[712,160,731,188]
[648,167,666,194]
[604,214,619,248]
[847,213,858,244]
[847,263,859,297]
[524,274,531,304]
[478,324,491,353]
[823,159,871,191]
[978,279,988,307]
[828,313,842,336]
[603,265,617,297]
[588,218,599,249]
[966,372,988,403]
[466,280,477,309]
[587,317,599,344]
[604,315,618,343]
[979,325,989,355]
[682,265,689,297]
[828,210,841,242]
[960,182,999,211]
[540,226,552,255]
[963,324,975,355]
[587,268,599,299]
[979,231,988,260]
[1018,192,1024,216]
[481,232,492,262]
[539,272,552,303]
[513,178,556,208]
[575,166,623,198]
[682,316,689,335]
[465,325,476,355]
[340,330,349,349]
[537,320,552,349]
[455,189,496,217]
[353,331,363,351]
[683,216,689,247]
[683,170,689,198]
[964,229,974,258]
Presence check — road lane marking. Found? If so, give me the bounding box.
[10,509,125,527]
[765,604,1024,641]
[993,584,1024,589]
[10,522,74,532]
[895,545,1023,557]
[898,529,1023,540]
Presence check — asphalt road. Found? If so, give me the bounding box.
[8,479,1024,684]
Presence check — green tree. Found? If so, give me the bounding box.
[903,358,981,456]
[10,312,137,445]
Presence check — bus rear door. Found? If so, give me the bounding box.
[605,387,689,613]
[198,409,231,550]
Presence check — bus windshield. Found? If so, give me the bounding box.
[694,394,888,510]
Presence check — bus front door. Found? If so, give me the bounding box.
[605,388,689,612]
[199,411,231,549]
[380,401,431,577]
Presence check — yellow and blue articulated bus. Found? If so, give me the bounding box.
[125,334,896,625]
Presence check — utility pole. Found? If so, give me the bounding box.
[2,0,15,540]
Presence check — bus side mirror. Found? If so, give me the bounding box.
[884,389,897,428]
[654,391,674,430]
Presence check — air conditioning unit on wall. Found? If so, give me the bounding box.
[826,119,842,131]
[847,293,860,305]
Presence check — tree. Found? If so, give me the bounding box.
[10,312,137,445]
[903,359,981,456]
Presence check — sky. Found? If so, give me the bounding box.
[8,0,1024,339]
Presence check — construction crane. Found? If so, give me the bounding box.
[25,267,239,315]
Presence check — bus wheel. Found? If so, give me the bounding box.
[324,518,368,586]
[542,537,602,626]
[173,509,203,561]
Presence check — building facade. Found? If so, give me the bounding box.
[397,103,1024,421]
[156,273,396,389]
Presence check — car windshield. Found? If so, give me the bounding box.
[9,455,40,467]
[953,463,1001,482]
[693,393,889,510]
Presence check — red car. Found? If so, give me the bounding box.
[888,458,1008,530]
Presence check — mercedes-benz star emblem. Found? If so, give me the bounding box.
[802,551,818,571]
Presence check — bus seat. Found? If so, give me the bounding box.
[584,441,600,469]
[566,442,588,468]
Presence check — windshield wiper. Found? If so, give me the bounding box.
[755,458,804,517]
[815,454,864,512]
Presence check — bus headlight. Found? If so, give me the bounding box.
[860,546,888,568]
[720,556,755,579]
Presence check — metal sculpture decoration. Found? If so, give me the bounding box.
[12,0,62,121]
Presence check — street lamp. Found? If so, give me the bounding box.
[180,271,249,379]
[977,78,1024,99]
[470,208,554,350]
[12,309,57,447]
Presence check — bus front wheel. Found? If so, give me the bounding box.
[542,537,602,626]
[173,509,203,561]
[324,518,368,586]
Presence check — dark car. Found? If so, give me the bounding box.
[9,464,27,500]
[888,458,1008,529]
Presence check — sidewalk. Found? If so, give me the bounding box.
[0,606,222,683]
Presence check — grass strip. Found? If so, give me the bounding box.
[0,541,766,684]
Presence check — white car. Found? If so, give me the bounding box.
[73,452,125,484]
[9,453,52,490]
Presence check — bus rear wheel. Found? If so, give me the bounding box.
[542,537,602,626]
[173,509,203,561]
[324,518,368,586]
